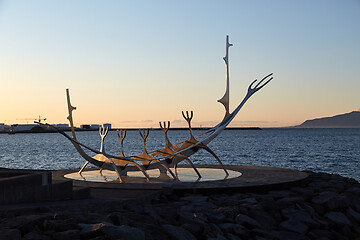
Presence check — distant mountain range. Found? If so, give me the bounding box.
[295,111,360,128]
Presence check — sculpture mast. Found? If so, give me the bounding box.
[218,35,233,118]
[66,89,77,140]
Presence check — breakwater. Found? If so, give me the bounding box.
[0,171,359,239]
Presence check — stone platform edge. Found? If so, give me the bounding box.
[53,165,310,194]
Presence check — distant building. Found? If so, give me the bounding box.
[91,124,101,130]
[11,124,37,132]
[0,123,7,132]
[103,123,112,129]
[80,124,91,129]
[52,124,69,130]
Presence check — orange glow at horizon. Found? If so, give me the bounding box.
[0,1,359,128]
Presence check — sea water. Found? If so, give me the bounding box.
[0,128,359,181]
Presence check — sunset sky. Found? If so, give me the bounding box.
[0,1,359,128]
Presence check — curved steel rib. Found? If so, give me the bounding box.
[152,121,202,179]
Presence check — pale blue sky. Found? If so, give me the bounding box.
[1,0,359,127]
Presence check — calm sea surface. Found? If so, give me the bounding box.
[0,128,359,181]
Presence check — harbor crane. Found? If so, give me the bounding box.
[16,115,47,123]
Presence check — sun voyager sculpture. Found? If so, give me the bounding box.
[39,35,273,183]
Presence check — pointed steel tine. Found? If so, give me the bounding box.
[255,73,273,91]
[117,129,125,139]
[145,128,149,138]
[181,111,186,120]
[140,129,147,140]
[122,129,126,139]
[261,73,273,81]
[167,121,170,129]
[190,111,193,120]
[159,121,163,129]
[186,111,190,119]
[257,77,273,91]
[255,78,265,89]
[248,79,258,90]
[255,78,273,92]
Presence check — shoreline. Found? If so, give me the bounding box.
[0,170,359,239]
[0,127,262,134]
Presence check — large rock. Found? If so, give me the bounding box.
[0,229,21,240]
[78,222,107,239]
[268,190,292,199]
[52,229,80,240]
[225,233,242,240]
[346,207,360,222]
[308,229,333,239]
[325,212,352,226]
[79,222,145,240]
[207,212,225,224]
[181,194,208,203]
[281,208,319,228]
[277,197,304,206]
[311,192,348,211]
[239,197,258,205]
[203,223,226,239]
[75,212,109,224]
[216,206,241,219]
[235,214,262,229]
[181,222,204,238]
[1,214,50,235]
[339,225,356,239]
[178,211,207,225]
[162,224,197,240]
[44,219,78,232]
[140,224,170,240]
[102,224,145,240]
[270,230,310,240]
[279,219,308,234]
[297,202,316,217]
[23,230,52,240]
[219,223,247,237]
[248,209,276,230]
[107,212,128,226]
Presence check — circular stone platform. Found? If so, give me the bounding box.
[64,168,241,183]
[55,165,309,194]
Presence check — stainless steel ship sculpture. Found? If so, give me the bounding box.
[39,35,273,183]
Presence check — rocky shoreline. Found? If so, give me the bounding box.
[1,171,360,240]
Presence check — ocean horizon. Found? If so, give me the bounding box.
[0,128,359,181]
